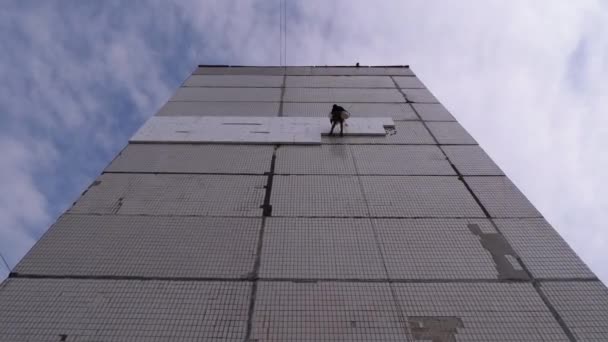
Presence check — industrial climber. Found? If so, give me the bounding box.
[328,104,350,136]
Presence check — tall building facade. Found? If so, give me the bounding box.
[1,65,607,341]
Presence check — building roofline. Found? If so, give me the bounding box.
[197,64,410,69]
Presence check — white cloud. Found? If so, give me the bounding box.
[0,137,55,274]
[0,2,187,278]
[1,0,607,285]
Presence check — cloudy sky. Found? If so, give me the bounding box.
[1,1,607,282]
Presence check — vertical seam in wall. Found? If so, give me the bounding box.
[347,143,413,340]
[261,147,277,217]
[534,282,578,342]
[278,74,287,117]
[244,217,263,342]
[245,144,277,341]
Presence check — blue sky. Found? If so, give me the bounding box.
[1,1,607,282]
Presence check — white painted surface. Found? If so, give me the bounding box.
[320,118,392,135]
[131,116,394,144]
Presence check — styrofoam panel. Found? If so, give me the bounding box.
[105,144,274,174]
[184,75,283,87]
[156,101,280,116]
[14,215,261,278]
[320,117,391,136]
[322,121,435,145]
[131,116,393,144]
[131,116,321,144]
[171,87,281,102]
[0,278,250,341]
[285,76,395,88]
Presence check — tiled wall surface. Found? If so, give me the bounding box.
[1,66,606,341]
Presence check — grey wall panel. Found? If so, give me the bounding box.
[184,75,283,87]
[0,278,250,341]
[14,215,260,278]
[361,176,485,217]
[106,144,274,174]
[285,76,395,88]
[69,173,266,217]
[275,145,356,175]
[392,283,570,341]
[495,218,596,279]
[156,101,280,116]
[283,102,417,120]
[441,145,504,175]
[375,219,501,279]
[311,67,414,76]
[194,66,413,76]
[275,145,455,175]
[272,175,483,218]
[271,175,368,217]
[260,218,386,279]
[171,87,281,102]
[540,281,608,341]
[351,145,456,175]
[322,121,435,144]
[195,66,315,75]
[426,121,477,144]
[403,88,439,103]
[412,103,456,121]
[194,66,293,75]
[252,282,407,341]
[284,88,405,103]
[465,176,542,218]
[393,76,426,89]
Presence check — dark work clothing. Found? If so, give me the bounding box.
[329,104,347,136]
[332,105,347,113]
[330,113,344,123]
[330,104,347,123]
[329,120,343,136]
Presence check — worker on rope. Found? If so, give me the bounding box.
[329,104,350,137]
